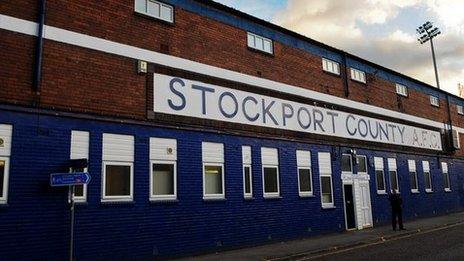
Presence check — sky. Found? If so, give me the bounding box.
[215,0,464,95]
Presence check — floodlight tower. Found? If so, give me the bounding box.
[417,21,441,89]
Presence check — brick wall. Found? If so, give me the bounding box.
[0,0,462,153]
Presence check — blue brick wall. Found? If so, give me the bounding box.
[0,110,463,260]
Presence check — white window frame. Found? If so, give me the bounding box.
[374,157,386,194]
[150,160,177,201]
[322,58,340,75]
[396,83,408,97]
[203,162,225,200]
[102,161,134,202]
[0,156,10,204]
[408,160,419,193]
[350,68,366,83]
[430,95,440,107]
[356,155,368,174]
[388,158,399,193]
[134,0,174,23]
[457,105,464,115]
[69,130,89,203]
[202,142,225,200]
[297,150,312,197]
[242,146,253,198]
[442,163,451,192]
[341,154,353,174]
[423,161,433,193]
[262,165,280,198]
[318,152,334,208]
[247,32,273,54]
[243,164,253,198]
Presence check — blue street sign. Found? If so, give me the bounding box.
[50,172,91,187]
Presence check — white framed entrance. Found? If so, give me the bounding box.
[341,154,373,230]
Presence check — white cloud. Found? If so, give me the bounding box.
[273,0,464,95]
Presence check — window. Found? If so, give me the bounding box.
[408,160,418,193]
[322,58,340,75]
[374,157,386,194]
[396,83,408,97]
[319,152,334,208]
[457,105,464,115]
[350,68,366,83]
[242,146,253,198]
[150,138,177,201]
[442,162,451,192]
[261,147,279,198]
[69,131,90,202]
[388,158,399,193]
[341,154,352,173]
[430,96,440,107]
[202,142,225,199]
[357,155,367,174]
[135,0,174,23]
[297,150,312,197]
[247,32,273,54]
[0,124,12,204]
[102,134,134,202]
[423,161,432,192]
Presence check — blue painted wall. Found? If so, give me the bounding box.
[0,110,463,260]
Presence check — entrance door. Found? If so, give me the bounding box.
[359,182,373,228]
[344,184,356,230]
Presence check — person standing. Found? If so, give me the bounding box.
[388,189,405,231]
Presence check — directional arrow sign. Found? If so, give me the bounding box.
[50,172,91,187]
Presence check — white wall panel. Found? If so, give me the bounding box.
[441,162,448,173]
[374,157,384,170]
[70,131,89,160]
[387,158,397,171]
[261,147,278,165]
[150,138,177,161]
[408,160,416,172]
[296,150,311,167]
[318,152,332,175]
[102,133,134,162]
[202,142,224,163]
[422,161,430,172]
[0,124,13,157]
[242,146,252,165]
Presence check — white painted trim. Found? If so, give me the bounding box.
[243,164,253,198]
[149,160,177,201]
[320,175,334,208]
[101,161,134,202]
[297,167,313,197]
[0,156,10,204]
[1,14,463,134]
[262,165,280,198]
[202,163,225,200]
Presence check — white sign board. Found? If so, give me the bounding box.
[153,74,442,151]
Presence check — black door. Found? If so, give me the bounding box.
[344,184,356,230]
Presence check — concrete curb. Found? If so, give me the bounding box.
[265,221,464,261]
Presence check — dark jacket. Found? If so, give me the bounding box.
[388,193,402,210]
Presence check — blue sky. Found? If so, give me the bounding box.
[215,0,464,95]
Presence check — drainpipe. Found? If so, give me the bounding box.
[33,0,46,101]
[342,52,349,97]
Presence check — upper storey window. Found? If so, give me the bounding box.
[247,32,273,54]
[135,0,174,23]
[430,95,440,107]
[350,68,366,83]
[322,58,340,75]
[457,105,464,115]
[396,83,408,97]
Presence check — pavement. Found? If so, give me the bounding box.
[175,211,464,261]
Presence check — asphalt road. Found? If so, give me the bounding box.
[310,223,464,261]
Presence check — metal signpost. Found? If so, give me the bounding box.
[50,170,90,261]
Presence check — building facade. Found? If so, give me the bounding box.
[1,0,464,260]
